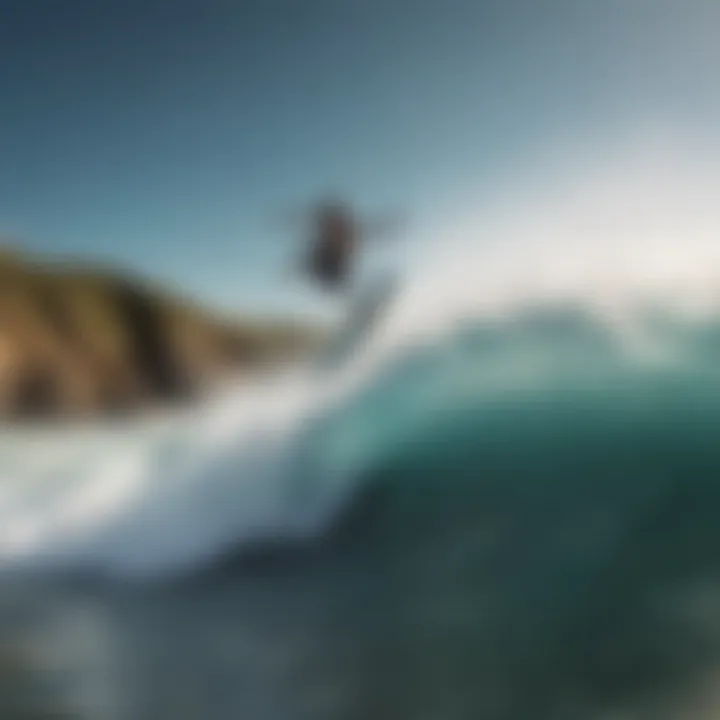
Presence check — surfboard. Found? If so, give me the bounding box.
[315,273,399,372]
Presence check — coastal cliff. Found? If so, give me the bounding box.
[0,247,320,420]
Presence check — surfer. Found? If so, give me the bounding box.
[295,197,401,294]
[303,198,360,292]
[280,196,403,368]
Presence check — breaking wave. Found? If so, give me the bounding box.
[3,136,720,585]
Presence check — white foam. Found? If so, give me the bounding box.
[2,130,720,581]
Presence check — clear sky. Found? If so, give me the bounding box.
[1,0,717,316]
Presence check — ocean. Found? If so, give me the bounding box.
[4,174,720,718]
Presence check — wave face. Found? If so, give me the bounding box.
[2,283,720,583]
[3,138,720,587]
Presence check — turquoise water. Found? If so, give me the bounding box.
[4,301,720,718]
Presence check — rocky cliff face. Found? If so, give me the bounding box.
[0,248,320,421]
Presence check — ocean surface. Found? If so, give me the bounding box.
[5,220,720,718]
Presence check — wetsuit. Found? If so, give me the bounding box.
[307,208,357,290]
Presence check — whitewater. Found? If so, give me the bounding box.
[2,133,720,587]
[8,135,720,719]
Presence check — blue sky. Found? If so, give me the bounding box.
[0,0,717,316]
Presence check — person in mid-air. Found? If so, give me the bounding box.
[296,197,400,294]
[304,198,359,291]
